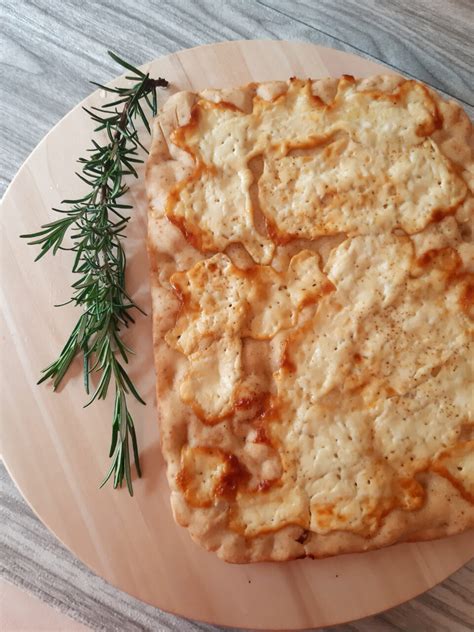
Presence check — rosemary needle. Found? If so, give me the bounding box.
[21,52,168,495]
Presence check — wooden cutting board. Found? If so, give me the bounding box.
[1,40,473,630]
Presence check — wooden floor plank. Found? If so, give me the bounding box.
[258,0,474,106]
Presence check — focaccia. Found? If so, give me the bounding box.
[145,75,474,563]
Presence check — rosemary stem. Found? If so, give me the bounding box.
[21,52,168,494]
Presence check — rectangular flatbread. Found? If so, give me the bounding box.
[145,75,474,563]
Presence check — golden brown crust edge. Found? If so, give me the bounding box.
[145,76,474,563]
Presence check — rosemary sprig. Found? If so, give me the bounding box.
[21,52,168,495]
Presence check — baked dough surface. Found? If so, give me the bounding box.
[145,76,474,562]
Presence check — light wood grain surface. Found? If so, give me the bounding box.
[1,3,473,632]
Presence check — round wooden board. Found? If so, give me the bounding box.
[1,40,473,630]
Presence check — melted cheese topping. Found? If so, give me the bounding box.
[374,350,473,474]
[276,400,423,535]
[231,483,309,536]
[167,79,466,262]
[260,139,465,240]
[269,235,472,535]
[177,446,230,507]
[432,441,474,502]
[180,337,244,421]
[167,251,331,420]
[160,77,474,540]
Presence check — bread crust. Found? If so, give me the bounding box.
[145,76,474,563]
